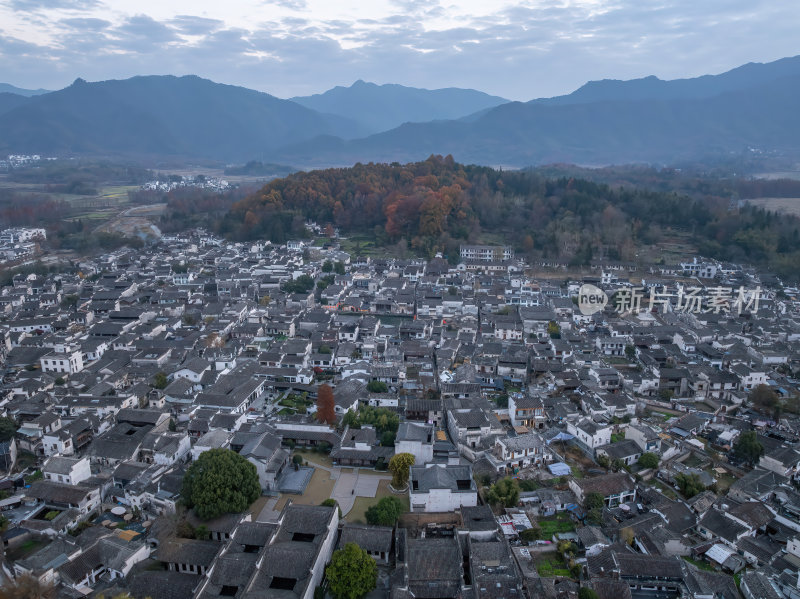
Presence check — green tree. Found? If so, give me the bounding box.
[547,321,561,339]
[487,477,520,508]
[326,542,377,599]
[0,416,18,442]
[365,496,405,526]
[578,588,599,599]
[334,261,345,275]
[153,372,168,389]
[283,274,315,294]
[181,448,260,520]
[637,453,659,469]
[584,492,605,511]
[388,453,415,488]
[367,380,388,393]
[168,419,177,432]
[624,345,636,360]
[675,473,705,498]
[322,260,333,273]
[732,430,764,466]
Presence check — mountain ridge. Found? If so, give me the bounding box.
[2,55,800,166]
[290,80,508,135]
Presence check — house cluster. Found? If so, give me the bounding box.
[0,154,53,171]
[140,176,230,193]
[0,231,799,598]
[0,227,45,263]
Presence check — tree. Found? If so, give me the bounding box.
[624,345,636,360]
[675,473,704,498]
[637,453,659,469]
[596,454,610,468]
[388,453,415,488]
[0,574,55,599]
[547,320,561,339]
[181,448,260,520]
[153,372,168,389]
[610,458,626,472]
[322,260,333,273]
[367,380,388,393]
[334,261,345,275]
[326,542,377,599]
[584,492,605,511]
[578,588,599,599]
[487,477,520,508]
[283,274,315,294]
[316,384,336,424]
[321,498,343,517]
[168,418,177,432]
[732,430,764,466]
[365,496,405,526]
[749,384,779,412]
[658,388,674,401]
[0,416,18,442]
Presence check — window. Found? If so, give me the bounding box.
[269,578,296,590]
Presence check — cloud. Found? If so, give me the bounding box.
[0,0,799,100]
[169,15,224,36]
[59,17,111,31]
[9,0,101,11]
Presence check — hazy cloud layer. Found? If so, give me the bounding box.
[0,0,797,99]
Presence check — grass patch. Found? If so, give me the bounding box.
[611,432,625,443]
[345,480,409,523]
[570,465,584,479]
[710,471,736,493]
[293,450,334,469]
[535,552,571,577]
[7,539,47,561]
[536,515,576,539]
[682,556,716,571]
[15,450,37,470]
[274,467,336,511]
[648,478,677,499]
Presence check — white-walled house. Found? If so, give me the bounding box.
[409,464,478,512]
[40,348,84,375]
[395,422,434,465]
[492,432,553,473]
[42,455,91,486]
[567,419,613,452]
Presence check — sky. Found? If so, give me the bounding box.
[0,0,798,100]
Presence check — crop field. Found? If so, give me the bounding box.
[745,197,800,217]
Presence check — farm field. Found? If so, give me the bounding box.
[745,197,800,217]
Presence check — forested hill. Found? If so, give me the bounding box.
[220,156,800,279]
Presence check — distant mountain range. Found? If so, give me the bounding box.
[291,80,507,135]
[2,55,800,166]
[0,83,50,97]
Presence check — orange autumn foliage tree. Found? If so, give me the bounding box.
[316,384,336,425]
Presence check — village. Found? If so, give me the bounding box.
[0,229,798,599]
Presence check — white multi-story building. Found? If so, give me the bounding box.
[460,245,514,261]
